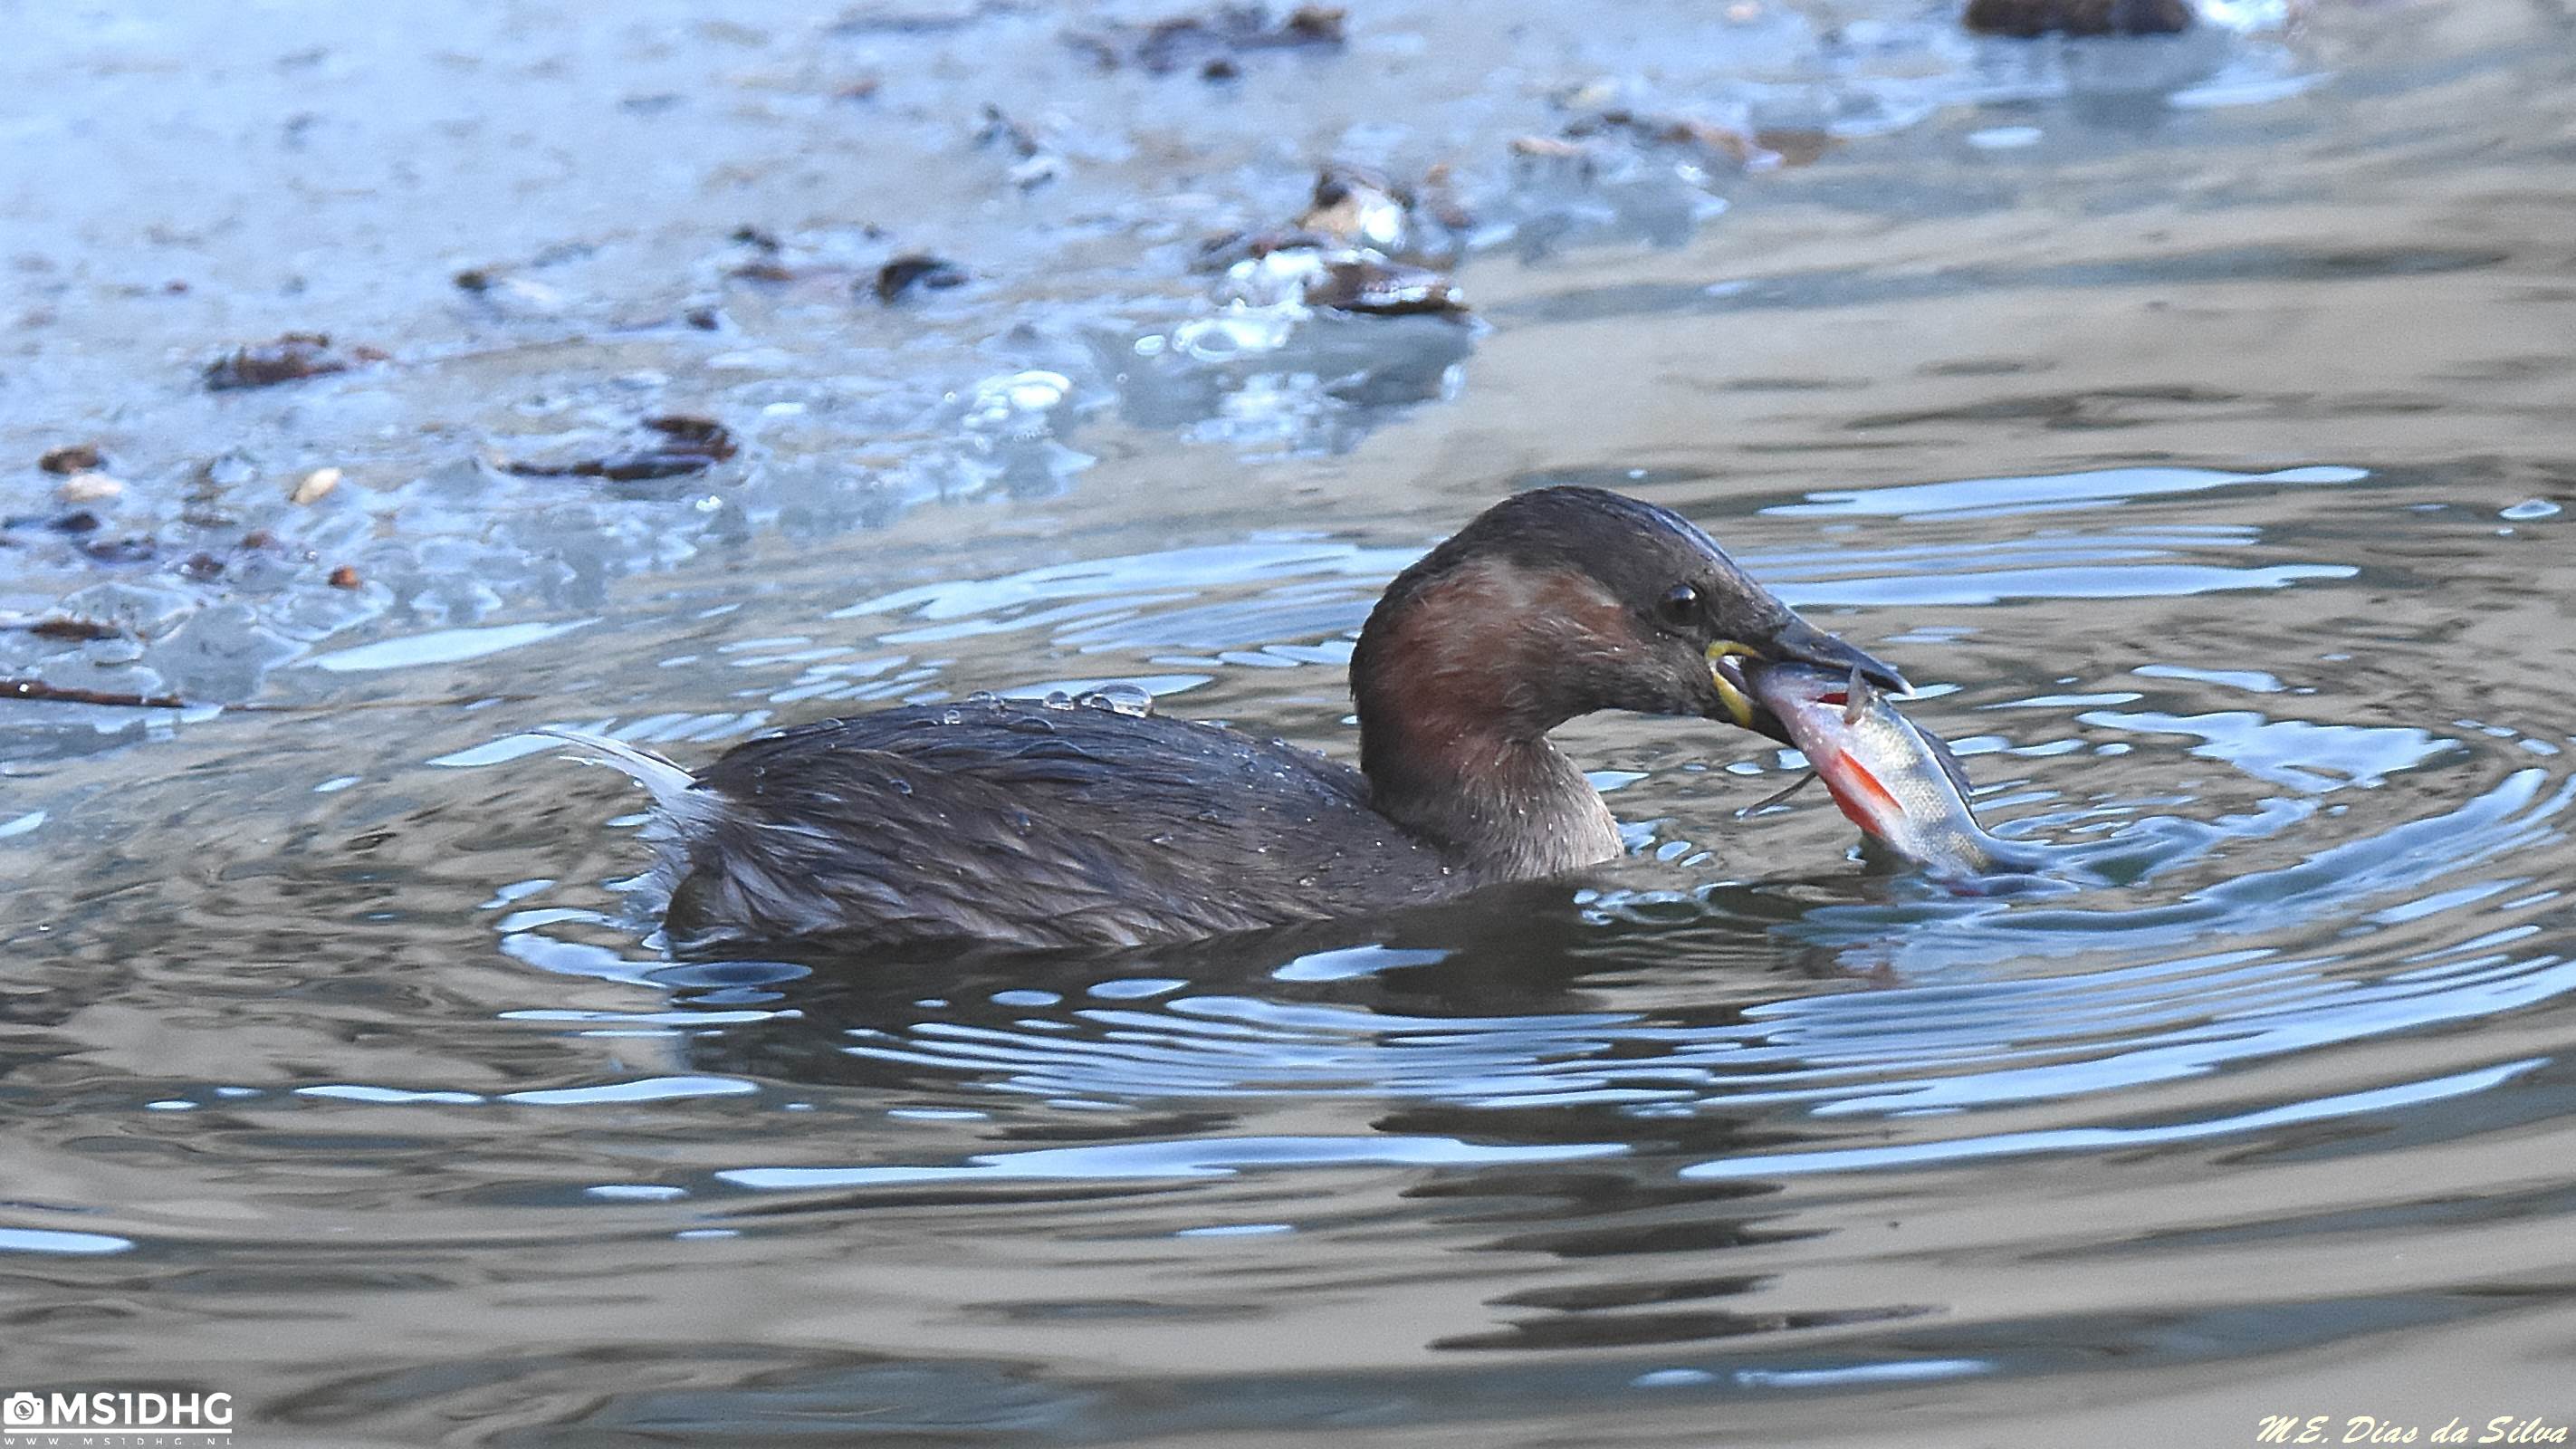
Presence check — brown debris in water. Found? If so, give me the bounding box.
[328,564,363,590]
[38,443,104,475]
[3,678,190,709]
[79,534,158,564]
[1753,129,1840,168]
[1540,89,1844,171]
[1071,5,1345,74]
[975,103,1044,159]
[0,505,172,569]
[203,332,383,390]
[1963,0,2194,34]
[1297,164,1415,251]
[719,225,891,288]
[875,254,969,302]
[1194,226,1331,273]
[1205,166,1455,268]
[500,415,738,483]
[1202,159,1472,315]
[1304,258,1467,317]
[1564,108,1767,166]
[1417,163,1474,231]
[973,104,1062,189]
[6,616,124,642]
[1509,134,1602,184]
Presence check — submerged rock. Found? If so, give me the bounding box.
[38,443,104,475]
[876,254,970,302]
[1964,0,2195,35]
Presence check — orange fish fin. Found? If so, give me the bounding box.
[1820,757,1904,833]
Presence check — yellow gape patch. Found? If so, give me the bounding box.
[1706,640,1762,728]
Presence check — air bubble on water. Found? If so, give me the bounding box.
[938,708,964,725]
[2502,499,2562,521]
[1040,690,1077,710]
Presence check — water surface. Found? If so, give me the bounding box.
[5,0,2575,1444]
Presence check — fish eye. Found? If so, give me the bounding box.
[1656,582,1701,629]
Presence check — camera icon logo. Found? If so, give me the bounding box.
[3,1392,43,1426]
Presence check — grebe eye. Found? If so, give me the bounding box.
[1656,583,1701,628]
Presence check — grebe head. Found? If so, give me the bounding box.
[1352,486,1907,778]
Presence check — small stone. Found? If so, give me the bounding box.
[288,465,342,505]
[59,471,125,504]
[39,443,104,475]
[327,564,362,590]
[875,254,968,302]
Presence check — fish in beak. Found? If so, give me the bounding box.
[1707,617,1910,744]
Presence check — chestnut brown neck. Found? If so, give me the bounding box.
[1350,557,1625,879]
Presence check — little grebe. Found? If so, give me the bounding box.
[554,487,1905,951]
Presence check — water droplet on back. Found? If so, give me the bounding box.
[1077,682,1154,717]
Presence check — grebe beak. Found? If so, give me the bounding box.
[1707,620,1910,742]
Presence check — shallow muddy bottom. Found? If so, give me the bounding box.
[5,1,2576,1445]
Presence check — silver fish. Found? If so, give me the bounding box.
[1746,662,2042,880]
